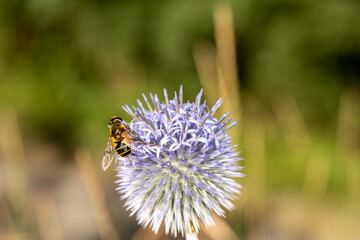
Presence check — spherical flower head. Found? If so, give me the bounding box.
[116,86,244,237]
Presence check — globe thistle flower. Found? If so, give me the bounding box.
[115,86,244,237]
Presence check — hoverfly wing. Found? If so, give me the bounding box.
[102,151,115,171]
[102,138,116,171]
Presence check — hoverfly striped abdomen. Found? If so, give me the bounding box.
[114,139,132,157]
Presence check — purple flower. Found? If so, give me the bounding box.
[115,86,244,237]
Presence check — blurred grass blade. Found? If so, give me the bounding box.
[75,148,120,240]
[213,3,242,141]
[0,109,28,232]
[201,214,240,240]
[243,119,266,205]
[34,192,64,240]
[302,145,332,199]
[242,119,266,240]
[193,42,218,107]
[214,3,240,98]
[273,95,310,153]
[336,90,360,204]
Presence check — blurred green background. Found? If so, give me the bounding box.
[0,0,359,239]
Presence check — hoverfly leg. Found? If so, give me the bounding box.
[130,137,155,146]
[139,141,155,146]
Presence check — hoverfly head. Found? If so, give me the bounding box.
[109,116,123,125]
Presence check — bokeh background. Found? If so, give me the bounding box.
[1,0,360,239]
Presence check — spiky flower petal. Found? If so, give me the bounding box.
[115,86,244,236]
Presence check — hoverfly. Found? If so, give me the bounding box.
[102,116,148,171]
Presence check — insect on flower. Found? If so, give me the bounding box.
[102,116,150,171]
[115,86,244,237]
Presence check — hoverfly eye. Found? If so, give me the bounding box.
[119,117,123,122]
